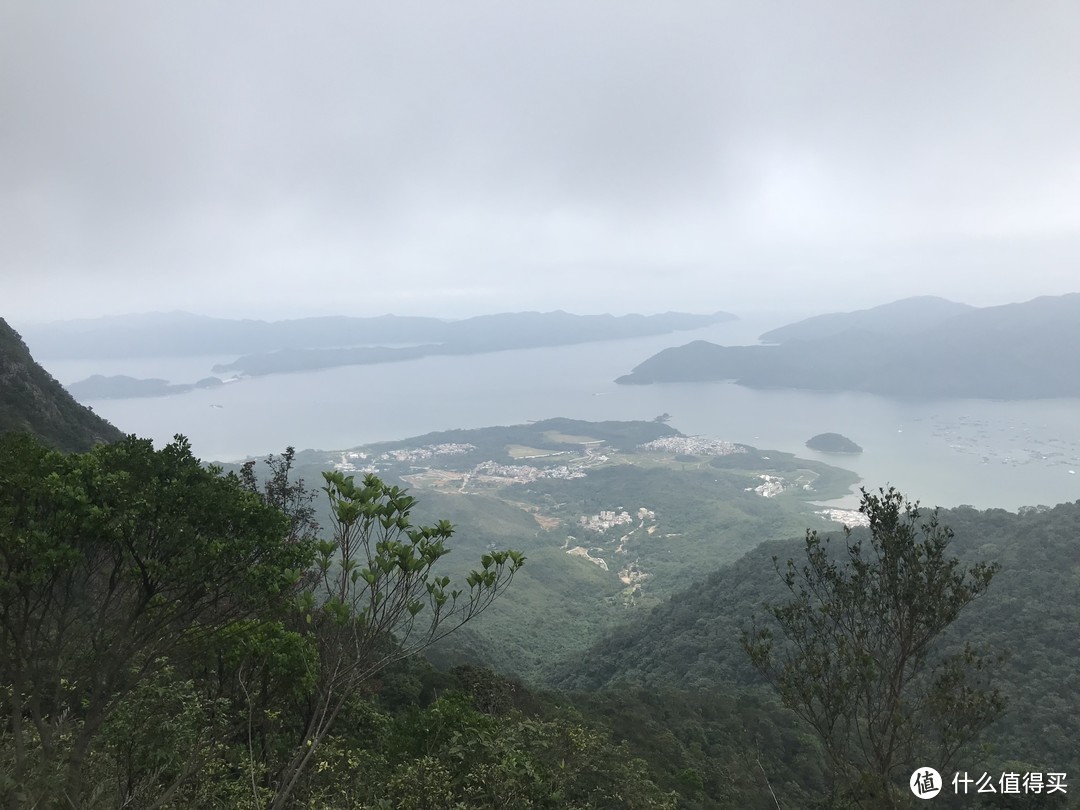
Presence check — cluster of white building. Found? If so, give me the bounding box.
[333,451,378,473]
[333,442,476,473]
[748,474,786,497]
[579,509,633,532]
[638,436,747,456]
[377,443,477,462]
[815,508,871,528]
[471,459,587,483]
[579,506,655,532]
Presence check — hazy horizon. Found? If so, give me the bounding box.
[4,2,1080,323]
[12,292,1080,333]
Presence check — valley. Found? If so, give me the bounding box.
[279,418,860,677]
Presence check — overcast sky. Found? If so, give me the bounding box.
[3,1,1079,323]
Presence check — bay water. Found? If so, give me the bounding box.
[47,315,1080,511]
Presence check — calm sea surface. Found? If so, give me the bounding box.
[46,315,1080,511]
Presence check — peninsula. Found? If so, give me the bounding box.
[615,294,1080,399]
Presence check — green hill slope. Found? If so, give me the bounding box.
[0,317,124,451]
[551,499,1080,776]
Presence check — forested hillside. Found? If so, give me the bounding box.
[553,499,1080,797]
[0,317,123,451]
[3,423,1076,806]
[0,431,704,808]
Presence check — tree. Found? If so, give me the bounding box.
[0,433,312,808]
[742,487,1005,808]
[263,470,524,808]
[238,446,320,546]
[0,436,525,808]
[302,689,677,809]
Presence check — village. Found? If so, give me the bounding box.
[638,435,748,456]
[579,506,656,532]
[333,442,477,473]
[471,459,588,483]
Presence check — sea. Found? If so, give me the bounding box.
[43,314,1080,511]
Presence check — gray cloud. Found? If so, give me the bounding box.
[3,1,1079,322]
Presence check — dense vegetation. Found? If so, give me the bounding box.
[0,318,123,452]
[553,499,1080,806]
[3,422,1077,806]
[2,326,1076,807]
[616,293,1080,398]
[743,489,1005,807]
[0,432,696,808]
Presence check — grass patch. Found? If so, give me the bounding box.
[542,431,604,445]
[506,444,563,459]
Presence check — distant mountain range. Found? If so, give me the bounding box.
[0,318,124,451]
[213,311,740,376]
[34,311,734,396]
[19,312,449,359]
[21,310,736,365]
[757,295,975,344]
[616,294,1080,398]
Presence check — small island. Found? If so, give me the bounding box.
[67,374,224,400]
[806,433,863,454]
